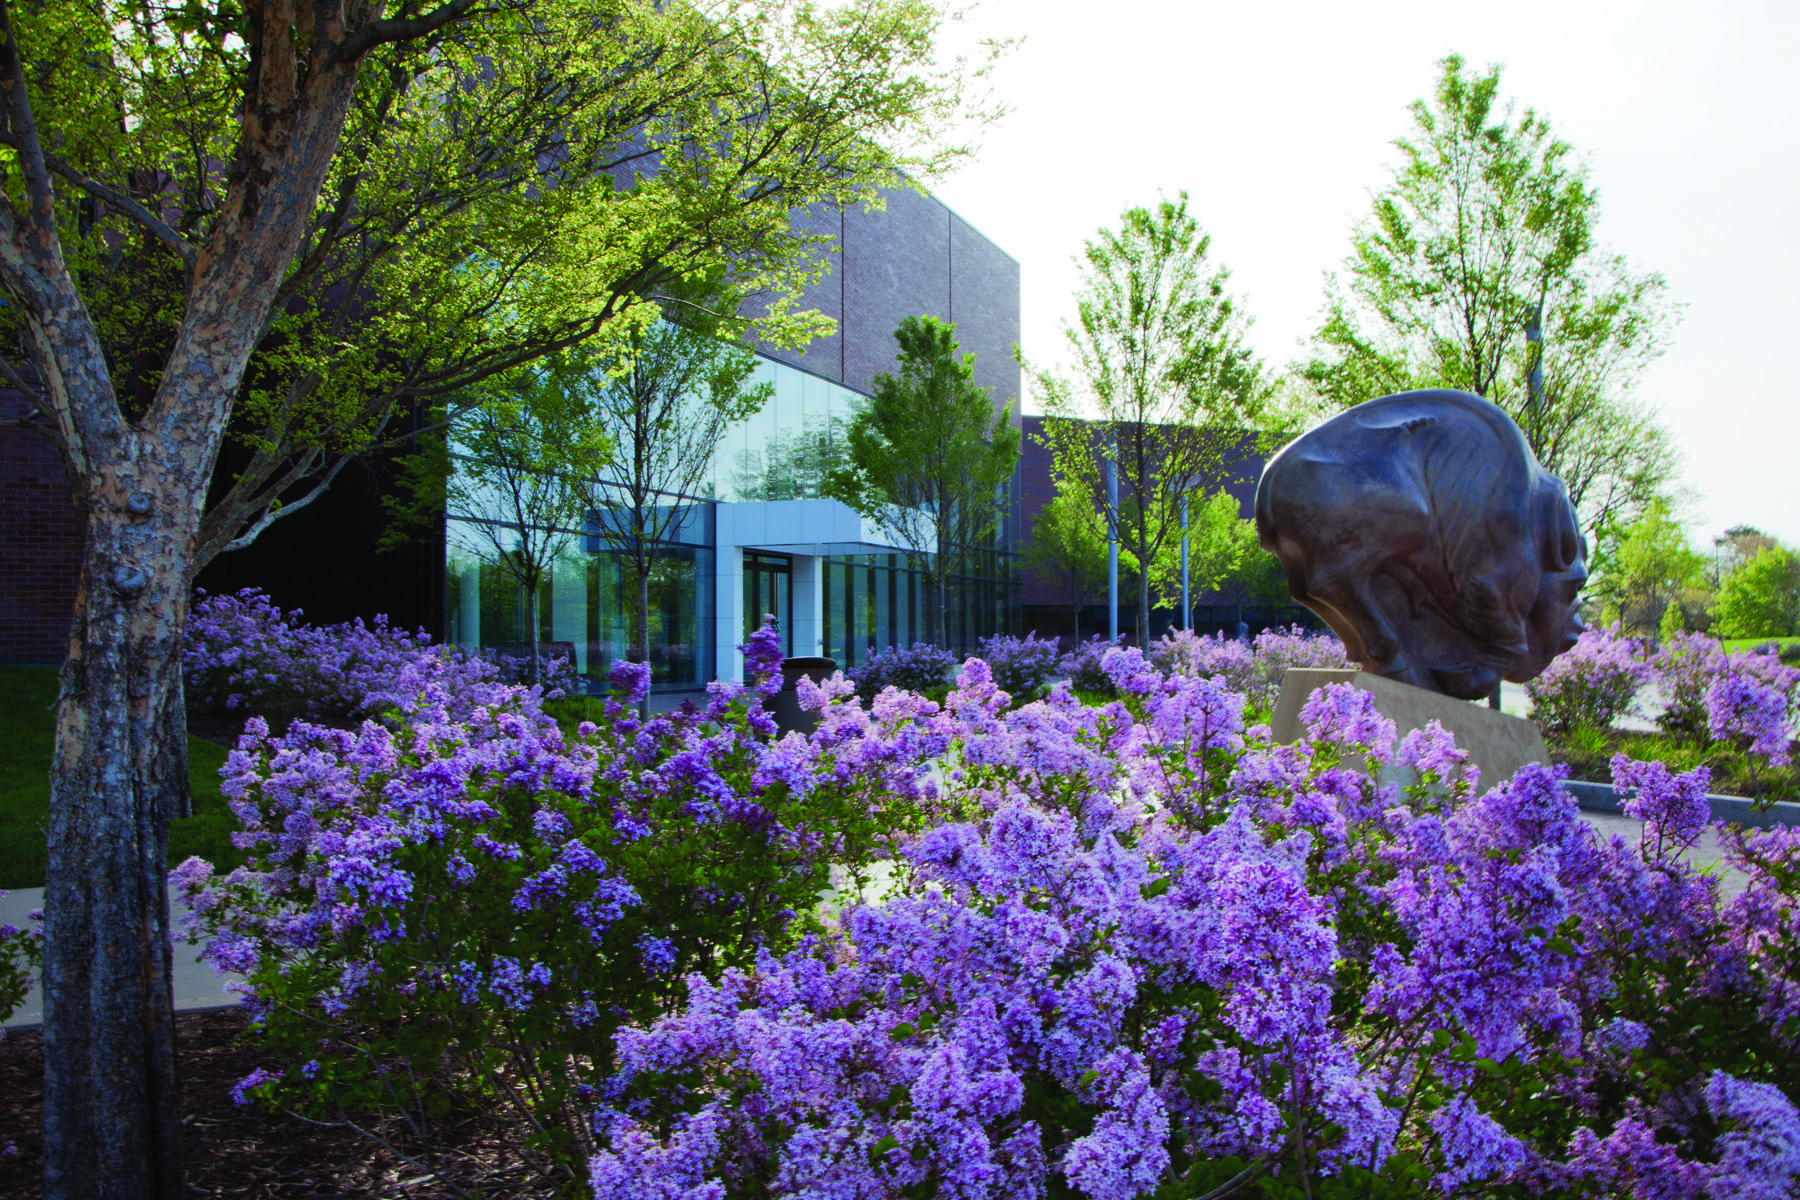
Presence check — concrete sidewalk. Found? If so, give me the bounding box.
[1,884,244,1033]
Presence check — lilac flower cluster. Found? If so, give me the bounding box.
[1149,628,1257,697]
[975,631,1061,701]
[847,641,959,701]
[1710,672,1796,768]
[1059,634,1127,694]
[1149,625,1347,712]
[1525,623,1651,733]
[170,621,961,1182]
[0,889,43,1031]
[177,621,1800,1197]
[594,660,1800,1199]
[183,587,561,729]
[1653,632,1799,750]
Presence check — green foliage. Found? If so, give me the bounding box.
[1023,488,1110,631]
[1303,54,1679,541]
[0,667,238,889]
[1714,545,1800,639]
[187,681,931,1189]
[826,315,1021,644]
[1588,500,1707,635]
[1033,191,1268,646]
[8,0,1009,568]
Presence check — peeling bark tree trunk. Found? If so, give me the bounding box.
[0,0,414,1189]
[43,465,198,1198]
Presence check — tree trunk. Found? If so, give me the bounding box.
[635,566,651,668]
[43,473,195,1199]
[635,565,651,718]
[1136,547,1152,647]
[527,572,543,687]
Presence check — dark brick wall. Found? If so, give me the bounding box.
[0,390,82,661]
[1016,415,1268,611]
[756,185,1022,418]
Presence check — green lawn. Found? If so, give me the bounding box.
[0,666,244,890]
[1721,635,1800,653]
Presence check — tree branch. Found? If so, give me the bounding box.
[0,134,198,272]
[335,0,488,62]
[216,452,354,555]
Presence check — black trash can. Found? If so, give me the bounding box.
[768,656,838,738]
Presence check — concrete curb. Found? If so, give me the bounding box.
[1564,780,1800,828]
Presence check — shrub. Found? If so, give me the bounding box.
[847,642,959,701]
[1058,633,1124,696]
[1148,627,1257,697]
[1248,624,1350,710]
[183,587,535,730]
[1652,631,1730,737]
[593,664,1800,1199]
[177,633,1800,1198]
[974,631,1060,701]
[1525,624,1650,734]
[172,629,951,1188]
[0,894,41,1030]
[1652,634,1800,751]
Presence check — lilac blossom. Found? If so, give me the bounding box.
[1709,671,1794,767]
[1525,622,1649,733]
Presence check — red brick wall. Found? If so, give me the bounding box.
[0,388,82,661]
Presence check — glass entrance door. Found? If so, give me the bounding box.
[743,551,792,656]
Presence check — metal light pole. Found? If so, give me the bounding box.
[1492,303,1548,712]
[1525,302,1545,459]
[1180,494,1190,632]
[1105,451,1119,642]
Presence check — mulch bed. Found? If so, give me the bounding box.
[0,1009,565,1198]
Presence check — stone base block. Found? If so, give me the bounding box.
[1269,668,1550,788]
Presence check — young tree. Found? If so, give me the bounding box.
[826,315,1021,648]
[1588,501,1707,636]
[1714,545,1800,639]
[1212,518,1293,627]
[1302,54,1680,542]
[385,364,614,684]
[573,320,771,674]
[1024,489,1109,640]
[0,1,1001,1190]
[1034,192,1267,646]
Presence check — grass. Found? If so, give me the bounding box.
[1721,635,1800,653]
[0,665,245,891]
[1547,721,1798,805]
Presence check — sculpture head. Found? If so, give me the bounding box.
[1254,389,1588,700]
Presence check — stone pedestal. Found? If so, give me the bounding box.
[1269,668,1550,787]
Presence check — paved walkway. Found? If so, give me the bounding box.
[1,884,245,1033]
[0,809,1754,1033]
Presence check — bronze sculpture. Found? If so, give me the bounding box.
[1254,389,1587,700]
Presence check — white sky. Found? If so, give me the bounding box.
[927,0,1800,549]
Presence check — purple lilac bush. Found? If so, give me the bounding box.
[1149,628,1256,698]
[1060,634,1126,694]
[176,632,1800,1198]
[1149,625,1347,712]
[1524,623,1651,734]
[584,652,1800,1198]
[184,587,572,730]
[848,642,960,702]
[171,624,953,1186]
[0,892,42,1030]
[976,631,1061,701]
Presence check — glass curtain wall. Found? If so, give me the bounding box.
[444,352,1022,686]
[822,543,1019,670]
[446,507,715,689]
